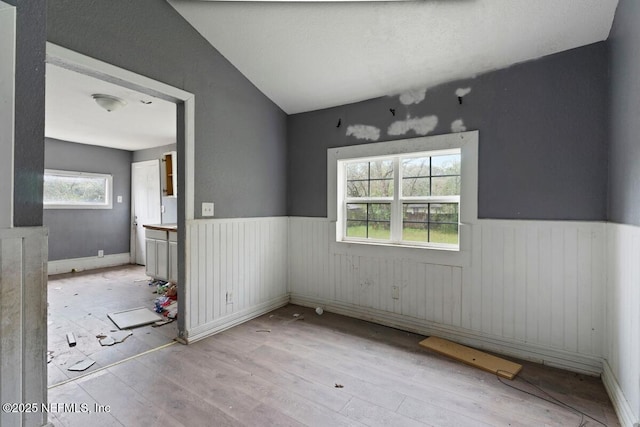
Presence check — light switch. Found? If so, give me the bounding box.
[117,195,123,203]
[202,202,214,217]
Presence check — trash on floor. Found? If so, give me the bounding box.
[152,319,174,327]
[47,351,54,364]
[97,330,133,346]
[256,329,271,333]
[334,383,344,388]
[315,307,324,315]
[108,307,163,329]
[153,282,178,319]
[66,332,76,347]
[67,359,96,372]
[419,336,522,380]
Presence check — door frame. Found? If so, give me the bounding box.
[46,43,195,338]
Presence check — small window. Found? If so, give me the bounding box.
[43,169,113,209]
[340,149,461,249]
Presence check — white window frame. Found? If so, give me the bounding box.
[43,169,113,209]
[328,131,478,263]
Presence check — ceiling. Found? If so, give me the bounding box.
[45,64,176,151]
[168,0,618,114]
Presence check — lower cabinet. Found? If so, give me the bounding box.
[145,227,177,283]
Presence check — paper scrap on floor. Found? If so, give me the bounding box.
[107,307,162,329]
[68,359,95,372]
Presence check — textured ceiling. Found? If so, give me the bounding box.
[169,0,618,114]
[45,64,176,151]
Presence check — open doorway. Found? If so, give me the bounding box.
[44,44,194,387]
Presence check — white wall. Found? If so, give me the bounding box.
[0,2,15,228]
[289,217,606,374]
[604,223,640,426]
[183,217,289,342]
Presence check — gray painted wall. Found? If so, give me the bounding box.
[10,0,46,227]
[43,138,132,261]
[288,43,609,221]
[47,0,287,219]
[133,143,178,224]
[608,0,640,226]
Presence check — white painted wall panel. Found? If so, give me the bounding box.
[0,227,48,427]
[605,223,640,425]
[184,217,288,342]
[289,217,606,373]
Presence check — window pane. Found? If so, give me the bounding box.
[368,203,390,221]
[346,221,367,238]
[402,157,430,177]
[431,176,460,196]
[430,223,459,244]
[368,221,390,240]
[346,162,368,181]
[402,177,430,197]
[369,160,393,180]
[370,179,393,197]
[431,154,461,176]
[44,173,108,204]
[403,203,428,222]
[347,180,368,198]
[429,203,458,223]
[346,204,367,220]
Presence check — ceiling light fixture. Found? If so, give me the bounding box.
[92,94,126,112]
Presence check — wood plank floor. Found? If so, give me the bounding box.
[48,303,619,427]
[48,265,177,387]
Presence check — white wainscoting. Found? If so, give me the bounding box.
[604,223,640,426]
[184,217,289,342]
[0,227,48,427]
[289,217,606,374]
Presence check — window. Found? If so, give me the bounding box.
[329,131,478,253]
[43,169,113,209]
[342,150,461,249]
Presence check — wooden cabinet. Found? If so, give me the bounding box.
[161,151,177,197]
[144,226,177,283]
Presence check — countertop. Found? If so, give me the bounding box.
[143,223,177,232]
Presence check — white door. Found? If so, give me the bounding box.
[131,160,161,265]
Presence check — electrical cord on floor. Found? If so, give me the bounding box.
[495,370,607,427]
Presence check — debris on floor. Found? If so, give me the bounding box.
[153,282,178,319]
[152,319,174,327]
[256,329,271,333]
[68,359,95,372]
[315,307,324,315]
[108,307,163,329]
[334,383,344,388]
[419,336,523,380]
[66,332,76,347]
[47,351,54,364]
[96,330,133,346]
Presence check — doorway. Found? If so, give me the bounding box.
[44,43,194,388]
[131,159,162,265]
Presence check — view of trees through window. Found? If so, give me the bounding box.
[43,170,110,207]
[344,152,460,245]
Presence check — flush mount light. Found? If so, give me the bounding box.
[92,94,127,112]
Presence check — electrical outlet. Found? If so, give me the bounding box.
[117,195,123,203]
[226,291,233,304]
[98,250,104,258]
[202,202,214,217]
[392,286,400,300]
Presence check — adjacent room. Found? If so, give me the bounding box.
[2,0,640,426]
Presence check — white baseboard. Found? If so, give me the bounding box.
[182,295,290,344]
[47,253,131,276]
[602,360,638,427]
[290,294,603,376]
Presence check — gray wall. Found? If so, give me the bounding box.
[47,0,287,219]
[44,138,132,261]
[608,0,640,226]
[9,0,46,227]
[288,43,609,221]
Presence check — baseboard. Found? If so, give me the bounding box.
[47,253,131,276]
[290,294,603,376]
[602,360,638,427]
[183,295,290,343]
